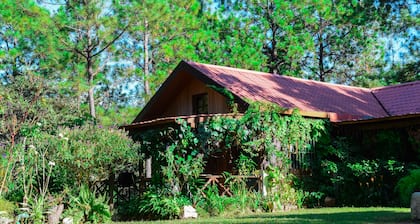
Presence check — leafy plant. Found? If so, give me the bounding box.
[9,139,63,224]
[395,169,420,206]
[161,120,204,197]
[19,195,50,224]
[265,166,299,210]
[224,173,251,213]
[48,125,139,188]
[198,184,229,216]
[0,197,16,219]
[138,187,190,220]
[65,184,111,224]
[236,154,257,176]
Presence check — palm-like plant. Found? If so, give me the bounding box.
[67,185,111,224]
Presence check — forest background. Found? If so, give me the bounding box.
[0,0,418,126]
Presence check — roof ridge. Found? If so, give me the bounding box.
[370,91,391,116]
[187,61,371,92]
[372,80,420,91]
[186,61,269,76]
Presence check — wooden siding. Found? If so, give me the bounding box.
[161,72,229,117]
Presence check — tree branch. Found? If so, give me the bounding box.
[91,25,128,58]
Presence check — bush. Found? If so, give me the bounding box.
[65,185,111,224]
[35,125,139,189]
[114,198,143,221]
[395,169,420,206]
[198,184,230,216]
[0,198,16,218]
[138,187,190,220]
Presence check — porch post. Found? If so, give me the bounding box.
[145,157,152,178]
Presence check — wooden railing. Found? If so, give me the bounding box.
[199,174,260,196]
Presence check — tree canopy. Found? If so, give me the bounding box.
[0,0,418,124]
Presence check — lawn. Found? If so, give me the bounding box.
[114,207,412,224]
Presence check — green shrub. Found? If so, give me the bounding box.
[114,198,143,221]
[225,175,251,213]
[139,187,190,220]
[198,184,229,216]
[395,169,420,206]
[65,185,111,224]
[51,126,139,187]
[0,198,16,218]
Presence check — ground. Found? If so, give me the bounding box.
[114,207,415,224]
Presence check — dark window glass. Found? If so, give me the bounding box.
[192,93,208,114]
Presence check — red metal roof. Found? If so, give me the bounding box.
[129,61,420,126]
[187,61,393,121]
[372,81,420,117]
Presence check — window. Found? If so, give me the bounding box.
[192,93,208,114]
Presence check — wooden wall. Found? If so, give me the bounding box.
[161,74,229,117]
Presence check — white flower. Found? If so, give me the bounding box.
[58,133,64,138]
[48,161,55,166]
[89,175,97,181]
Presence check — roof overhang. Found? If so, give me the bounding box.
[122,113,242,131]
[334,113,420,130]
[121,109,362,131]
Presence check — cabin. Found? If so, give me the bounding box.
[122,60,420,181]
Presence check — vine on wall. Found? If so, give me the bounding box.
[134,102,327,214]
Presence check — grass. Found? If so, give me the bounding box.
[114,207,413,224]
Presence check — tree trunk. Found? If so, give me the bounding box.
[143,19,151,99]
[88,71,96,118]
[108,172,115,210]
[87,25,96,118]
[318,18,325,82]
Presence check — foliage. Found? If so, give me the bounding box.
[0,197,16,218]
[198,184,230,216]
[114,197,143,221]
[65,184,111,224]
[135,102,327,219]
[1,0,418,122]
[395,169,420,206]
[7,139,66,224]
[301,131,409,207]
[123,0,203,101]
[46,125,139,187]
[53,0,129,118]
[142,122,204,199]
[223,173,263,213]
[161,120,204,196]
[18,195,53,224]
[2,0,418,216]
[0,0,60,83]
[138,186,190,220]
[0,72,83,196]
[236,154,257,176]
[134,120,205,219]
[265,167,299,210]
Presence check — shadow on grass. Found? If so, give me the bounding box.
[236,210,413,224]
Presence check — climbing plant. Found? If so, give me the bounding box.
[237,102,326,171]
[135,102,327,217]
